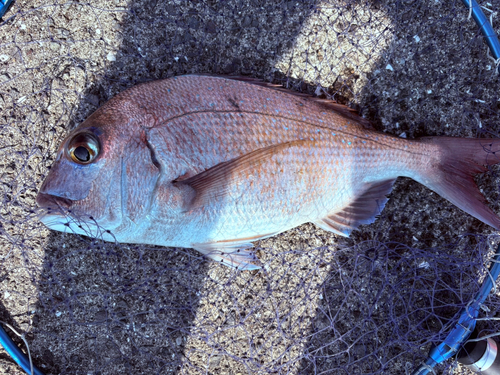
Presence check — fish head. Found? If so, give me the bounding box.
[36,97,161,241]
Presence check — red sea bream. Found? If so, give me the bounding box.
[36,75,500,269]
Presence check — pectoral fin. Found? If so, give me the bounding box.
[175,140,309,208]
[315,179,395,236]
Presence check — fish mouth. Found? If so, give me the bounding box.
[36,193,99,236]
[36,193,117,241]
[36,193,73,212]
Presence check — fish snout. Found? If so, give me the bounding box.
[36,192,73,212]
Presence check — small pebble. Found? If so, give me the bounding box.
[418,261,430,269]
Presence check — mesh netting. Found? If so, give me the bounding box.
[1,0,500,374]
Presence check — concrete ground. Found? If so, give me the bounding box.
[1,0,500,374]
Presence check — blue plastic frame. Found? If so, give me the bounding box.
[0,0,13,18]
[0,324,44,375]
[462,0,500,63]
[411,243,500,375]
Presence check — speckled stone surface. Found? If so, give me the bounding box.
[1,0,500,374]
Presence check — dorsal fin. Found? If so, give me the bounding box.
[194,74,374,130]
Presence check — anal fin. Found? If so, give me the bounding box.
[315,179,395,237]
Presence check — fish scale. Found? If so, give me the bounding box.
[36,75,500,270]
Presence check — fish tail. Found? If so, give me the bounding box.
[416,136,500,229]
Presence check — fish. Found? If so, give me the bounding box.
[36,74,500,270]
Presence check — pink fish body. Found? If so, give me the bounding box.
[36,75,500,269]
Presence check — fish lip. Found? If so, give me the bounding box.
[36,192,73,212]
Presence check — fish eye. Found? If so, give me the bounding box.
[67,132,100,164]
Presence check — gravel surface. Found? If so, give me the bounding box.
[1,0,500,374]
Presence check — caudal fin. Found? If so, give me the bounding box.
[417,136,500,230]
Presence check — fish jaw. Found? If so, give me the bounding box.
[36,172,135,243]
[35,154,128,241]
[36,192,73,212]
[37,211,118,242]
[36,190,111,240]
